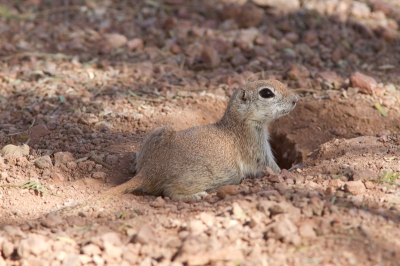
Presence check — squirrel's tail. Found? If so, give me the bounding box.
[53,173,145,215]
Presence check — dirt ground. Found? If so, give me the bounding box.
[1,0,400,265]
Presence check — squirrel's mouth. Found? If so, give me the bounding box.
[281,106,295,115]
[279,110,291,116]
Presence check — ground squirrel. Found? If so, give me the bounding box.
[56,80,297,214]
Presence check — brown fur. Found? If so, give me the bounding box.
[56,80,297,214]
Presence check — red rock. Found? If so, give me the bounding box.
[62,255,80,266]
[281,169,295,180]
[302,205,313,218]
[303,30,319,47]
[66,161,77,170]
[200,46,220,68]
[41,214,63,228]
[34,155,53,169]
[82,244,101,256]
[373,1,392,16]
[285,32,299,43]
[351,169,378,181]
[93,255,105,265]
[133,225,156,245]
[299,223,316,238]
[274,182,288,194]
[318,218,332,235]
[101,232,122,246]
[216,185,238,199]
[3,225,26,239]
[253,45,270,57]
[247,244,267,265]
[92,172,106,180]
[377,26,398,42]
[263,166,275,176]
[252,0,300,11]
[104,242,123,260]
[272,217,297,239]
[285,178,294,185]
[67,127,83,135]
[54,151,74,166]
[351,1,371,18]
[237,27,259,46]
[199,212,215,227]
[344,180,366,195]
[0,172,8,180]
[330,127,347,136]
[325,187,335,196]
[150,197,166,208]
[30,124,51,140]
[327,92,340,102]
[318,71,344,88]
[127,38,143,51]
[79,255,92,264]
[257,200,273,216]
[331,47,343,63]
[382,97,395,108]
[17,234,49,257]
[163,16,177,30]
[310,197,324,216]
[349,72,377,95]
[185,44,202,61]
[51,172,65,183]
[274,39,293,51]
[170,44,182,54]
[177,201,190,210]
[269,202,291,216]
[189,220,206,235]
[364,181,374,189]
[207,38,228,53]
[286,64,310,80]
[231,52,247,67]
[353,22,375,39]
[219,3,239,21]
[213,247,245,261]
[104,33,127,49]
[269,174,284,183]
[105,155,118,165]
[67,38,84,51]
[2,240,14,258]
[351,195,364,206]
[388,19,398,30]
[236,2,264,28]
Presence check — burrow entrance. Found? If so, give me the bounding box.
[270,132,303,171]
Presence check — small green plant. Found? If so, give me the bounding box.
[371,171,400,186]
[374,102,388,117]
[0,180,62,197]
[73,224,93,232]
[332,174,342,179]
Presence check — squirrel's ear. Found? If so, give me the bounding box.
[239,90,250,103]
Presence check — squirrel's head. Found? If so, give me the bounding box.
[228,80,298,123]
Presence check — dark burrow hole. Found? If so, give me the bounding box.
[270,133,302,170]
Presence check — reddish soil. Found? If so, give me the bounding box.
[1,0,400,265]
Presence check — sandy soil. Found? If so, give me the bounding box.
[1,0,400,265]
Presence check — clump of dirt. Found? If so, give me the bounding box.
[1,0,400,265]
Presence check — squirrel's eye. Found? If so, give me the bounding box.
[259,88,275,98]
